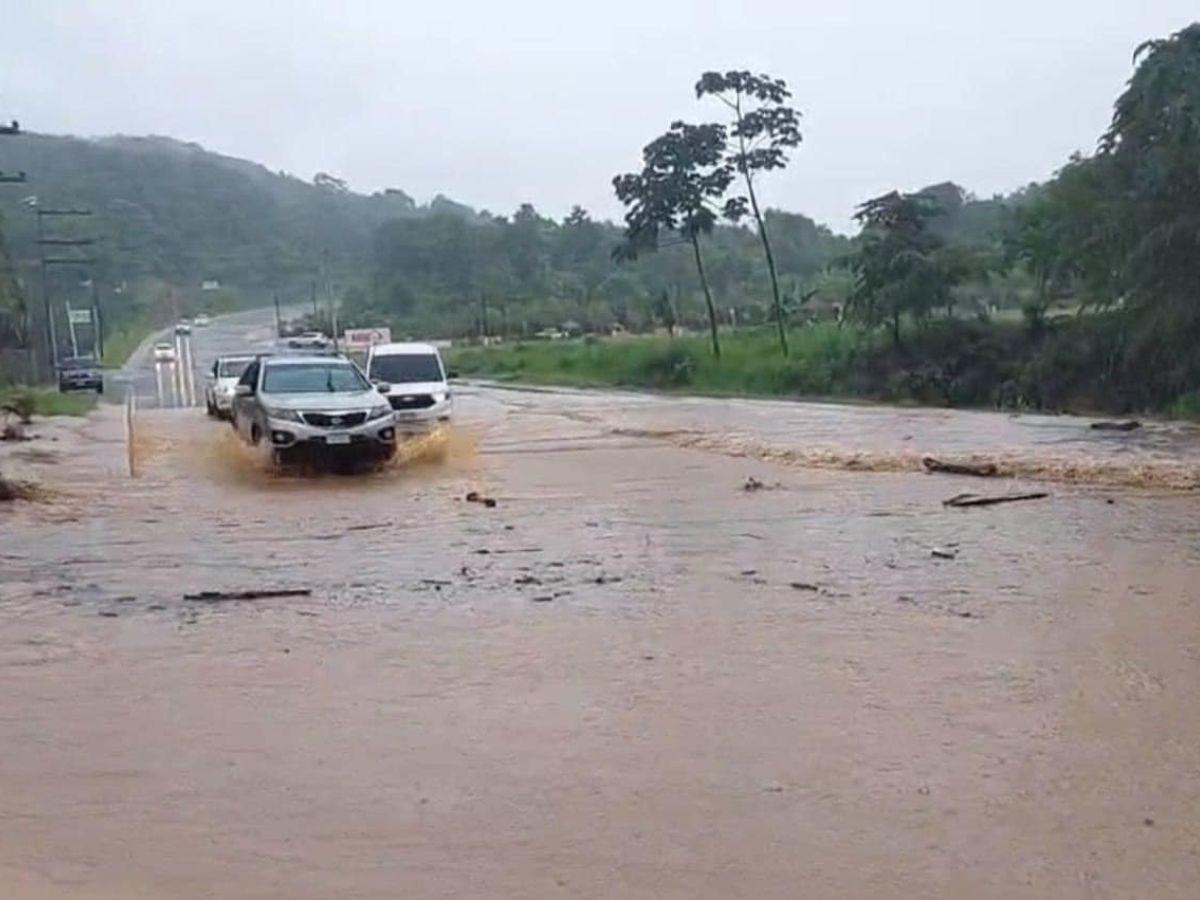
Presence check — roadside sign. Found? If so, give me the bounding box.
[67,308,93,324]
[343,327,391,349]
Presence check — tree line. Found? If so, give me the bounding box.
[842,23,1200,410]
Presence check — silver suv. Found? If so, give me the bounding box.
[230,355,396,463]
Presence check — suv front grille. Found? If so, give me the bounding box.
[302,411,367,428]
[388,394,435,410]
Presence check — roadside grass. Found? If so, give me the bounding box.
[102,317,156,368]
[448,326,875,399]
[445,318,1190,415]
[1164,391,1200,421]
[1,386,96,421]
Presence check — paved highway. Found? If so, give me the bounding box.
[109,306,289,409]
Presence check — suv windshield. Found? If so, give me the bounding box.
[218,359,252,378]
[370,353,443,384]
[262,363,369,394]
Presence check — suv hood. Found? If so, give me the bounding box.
[260,390,382,412]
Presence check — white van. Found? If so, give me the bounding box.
[364,342,454,428]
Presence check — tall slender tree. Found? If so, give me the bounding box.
[613,122,733,357]
[696,71,802,355]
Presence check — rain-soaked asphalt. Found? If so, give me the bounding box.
[2,310,1200,898]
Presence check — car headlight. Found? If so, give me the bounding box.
[263,406,304,423]
[367,403,391,420]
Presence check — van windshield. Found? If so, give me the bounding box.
[218,359,252,378]
[370,353,443,384]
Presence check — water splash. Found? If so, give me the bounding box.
[613,427,1200,490]
[171,422,479,489]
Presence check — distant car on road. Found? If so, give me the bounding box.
[204,354,256,419]
[365,342,454,430]
[153,342,176,363]
[175,319,192,335]
[57,356,103,394]
[287,330,330,350]
[194,313,211,327]
[229,355,396,465]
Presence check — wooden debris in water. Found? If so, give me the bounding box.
[1091,420,1141,432]
[943,492,1049,509]
[923,457,999,478]
[183,588,313,602]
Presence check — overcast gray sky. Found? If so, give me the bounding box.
[4,1,1196,231]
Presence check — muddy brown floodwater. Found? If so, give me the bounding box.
[2,385,1200,898]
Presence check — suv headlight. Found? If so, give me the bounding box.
[367,403,391,421]
[263,406,304,423]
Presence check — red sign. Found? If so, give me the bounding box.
[342,327,391,348]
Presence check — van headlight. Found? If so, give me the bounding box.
[367,403,391,420]
[263,406,304,423]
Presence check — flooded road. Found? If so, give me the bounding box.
[3,313,1200,898]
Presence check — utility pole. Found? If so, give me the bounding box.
[0,119,23,182]
[273,292,282,337]
[1,118,29,375]
[321,248,339,351]
[34,209,93,371]
[92,279,104,360]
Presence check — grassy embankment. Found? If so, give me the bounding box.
[449,319,1200,416]
[101,316,157,369]
[450,326,869,398]
[0,314,151,419]
[1,386,96,419]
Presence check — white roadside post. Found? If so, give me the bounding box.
[124,386,136,477]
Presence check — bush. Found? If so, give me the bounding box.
[637,345,695,387]
[0,387,96,420]
[1,389,36,424]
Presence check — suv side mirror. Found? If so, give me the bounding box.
[446,370,460,380]
[375,382,391,393]
[234,383,253,396]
